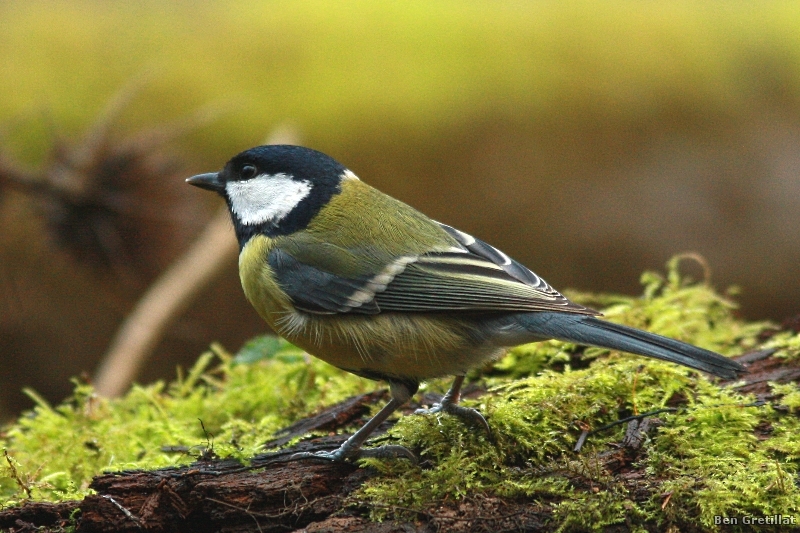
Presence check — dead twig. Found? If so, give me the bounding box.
[101,494,143,529]
[93,206,237,396]
[3,449,32,498]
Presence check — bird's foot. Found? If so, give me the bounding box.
[415,401,491,434]
[290,444,416,464]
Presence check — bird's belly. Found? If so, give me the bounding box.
[273,311,503,381]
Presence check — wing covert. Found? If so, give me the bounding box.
[268,247,416,315]
[371,223,597,315]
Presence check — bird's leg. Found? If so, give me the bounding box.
[291,381,418,463]
[415,375,490,434]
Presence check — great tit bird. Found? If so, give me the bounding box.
[187,145,744,462]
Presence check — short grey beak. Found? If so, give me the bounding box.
[186,172,224,192]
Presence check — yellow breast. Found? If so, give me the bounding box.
[239,235,294,324]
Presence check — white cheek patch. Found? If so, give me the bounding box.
[226,173,311,226]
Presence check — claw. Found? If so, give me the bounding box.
[287,382,420,465]
[416,401,491,434]
[358,444,417,463]
[289,449,353,462]
[414,376,491,434]
[290,444,416,464]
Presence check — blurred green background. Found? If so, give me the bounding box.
[1,1,799,417]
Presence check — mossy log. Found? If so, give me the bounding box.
[1,343,798,533]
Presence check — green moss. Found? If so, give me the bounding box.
[0,341,368,507]
[764,331,800,362]
[2,257,799,532]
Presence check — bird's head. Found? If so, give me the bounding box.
[187,145,355,245]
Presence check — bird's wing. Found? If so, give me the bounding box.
[373,223,597,314]
[268,222,597,317]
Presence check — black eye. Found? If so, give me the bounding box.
[240,165,257,180]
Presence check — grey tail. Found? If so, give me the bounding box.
[517,313,745,379]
